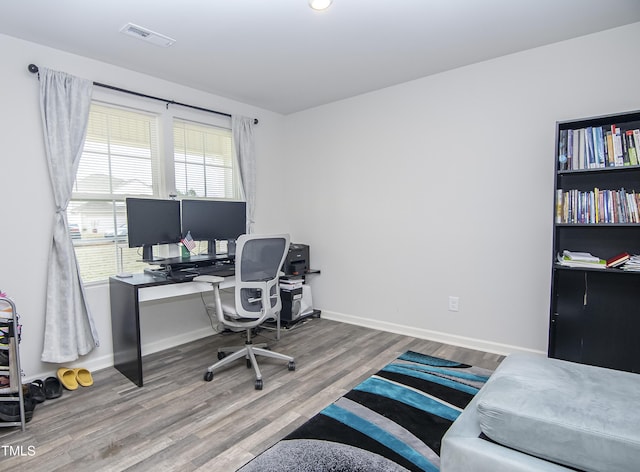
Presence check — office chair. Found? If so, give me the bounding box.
[194,233,295,390]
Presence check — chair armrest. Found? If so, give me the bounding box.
[193,275,225,284]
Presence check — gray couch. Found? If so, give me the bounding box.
[441,353,640,472]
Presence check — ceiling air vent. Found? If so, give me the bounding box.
[120,23,176,47]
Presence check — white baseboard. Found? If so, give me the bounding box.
[25,312,543,384]
[24,327,216,384]
[321,310,545,357]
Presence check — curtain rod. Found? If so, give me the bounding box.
[28,64,258,125]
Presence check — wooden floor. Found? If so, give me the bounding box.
[0,318,503,471]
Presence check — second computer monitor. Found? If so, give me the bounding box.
[181,199,246,255]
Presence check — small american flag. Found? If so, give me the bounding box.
[181,231,196,251]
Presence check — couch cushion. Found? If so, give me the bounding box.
[476,354,640,472]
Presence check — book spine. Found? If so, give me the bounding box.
[556,189,563,223]
[579,128,586,169]
[558,129,568,170]
[629,190,635,222]
[622,130,630,166]
[586,127,595,168]
[627,130,638,166]
[595,126,605,167]
[558,187,640,224]
[567,128,573,170]
[606,130,615,167]
[612,125,624,166]
[601,128,609,167]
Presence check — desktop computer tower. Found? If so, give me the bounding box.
[280,285,313,322]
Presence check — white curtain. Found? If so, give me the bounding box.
[38,68,99,363]
[232,115,256,233]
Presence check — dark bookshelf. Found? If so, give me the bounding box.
[549,110,640,373]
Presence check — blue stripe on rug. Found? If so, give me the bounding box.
[321,403,439,472]
[382,365,481,395]
[398,351,464,367]
[354,376,461,421]
[387,363,489,385]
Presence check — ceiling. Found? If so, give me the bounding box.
[2,1,640,115]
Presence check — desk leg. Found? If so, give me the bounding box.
[109,278,143,387]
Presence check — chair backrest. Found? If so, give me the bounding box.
[234,233,290,319]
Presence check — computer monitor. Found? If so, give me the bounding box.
[181,199,247,255]
[126,197,182,262]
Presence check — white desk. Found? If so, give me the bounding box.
[109,273,235,387]
[138,277,235,302]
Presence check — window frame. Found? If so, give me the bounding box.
[71,88,242,285]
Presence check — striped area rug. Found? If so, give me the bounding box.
[238,351,492,472]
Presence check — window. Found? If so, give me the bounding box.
[173,119,240,199]
[70,102,241,283]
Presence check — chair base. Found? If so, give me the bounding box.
[204,341,295,390]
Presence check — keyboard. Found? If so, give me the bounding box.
[188,265,235,277]
[167,271,197,282]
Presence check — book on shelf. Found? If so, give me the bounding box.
[606,130,615,167]
[555,187,640,224]
[594,126,605,168]
[622,129,630,165]
[585,126,596,168]
[558,129,568,170]
[566,129,574,170]
[606,252,631,268]
[613,125,624,166]
[626,130,639,166]
[559,124,640,170]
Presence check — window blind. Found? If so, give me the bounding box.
[173,119,239,199]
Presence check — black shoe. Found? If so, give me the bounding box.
[44,376,63,400]
[0,351,8,367]
[0,394,36,423]
[28,380,46,403]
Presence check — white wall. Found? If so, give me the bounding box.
[282,22,640,355]
[2,23,639,382]
[0,33,286,381]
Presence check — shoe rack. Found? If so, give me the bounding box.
[0,297,26,431]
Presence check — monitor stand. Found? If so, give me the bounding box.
[141,244,165,263]
[206,239,236,258]
[227,239,236,257]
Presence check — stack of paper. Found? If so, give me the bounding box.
[621,255,640,272]
[280,277,304,291]
[557,251,606,269]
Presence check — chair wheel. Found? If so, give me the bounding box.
[255,379,263,390]
[246,358,252,368]
[217,352,226,360]
[288,361,296,371]
[204,371,214,382]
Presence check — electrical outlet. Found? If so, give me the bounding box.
[448,296,459,312]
